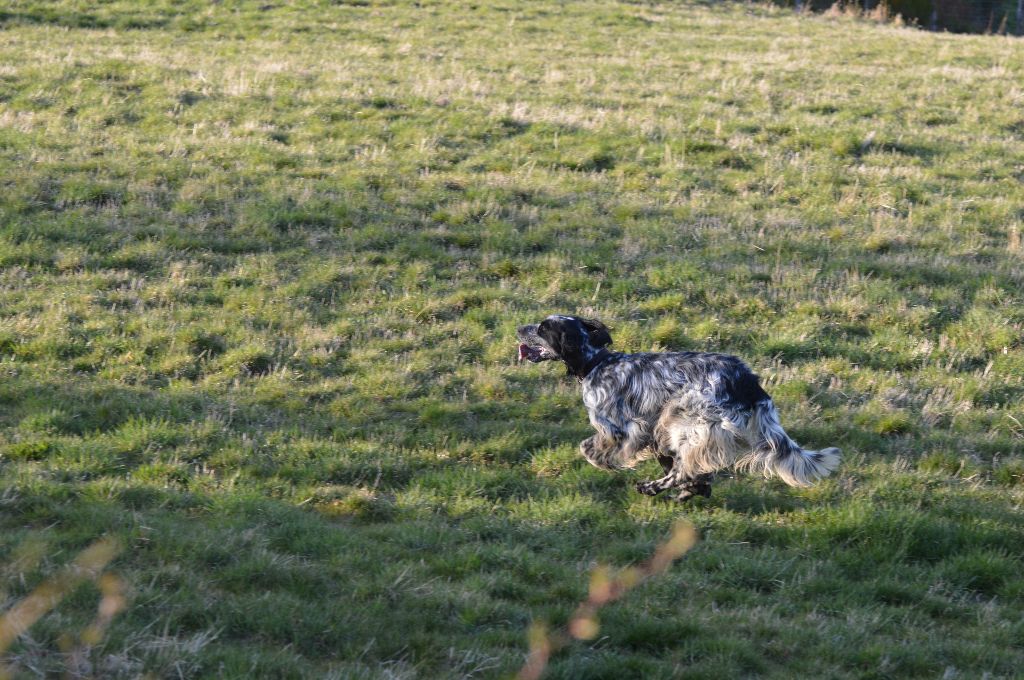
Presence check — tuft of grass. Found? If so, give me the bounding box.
[993,459,1024,486]
[918,451,981,478]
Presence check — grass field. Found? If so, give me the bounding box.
[1,0,1023,677]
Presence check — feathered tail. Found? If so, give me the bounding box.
[750,399,840,487]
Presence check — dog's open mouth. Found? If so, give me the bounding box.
[518,343,547,363]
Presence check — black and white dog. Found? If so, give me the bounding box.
[517,315,840,501]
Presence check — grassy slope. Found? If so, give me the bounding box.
[1,0,1023,677]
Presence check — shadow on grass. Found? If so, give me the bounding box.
[1,361,1023,677]
[6,457,1022,677]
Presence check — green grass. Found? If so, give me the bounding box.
[1,0,1023,677]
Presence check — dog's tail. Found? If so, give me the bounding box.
[750,399,840,487]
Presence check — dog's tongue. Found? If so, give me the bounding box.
[518,343,544,363]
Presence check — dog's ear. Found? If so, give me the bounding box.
[580,318,612,348]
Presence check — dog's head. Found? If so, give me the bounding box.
[517,315,613,378]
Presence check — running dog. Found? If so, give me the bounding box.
[516,315,840,501]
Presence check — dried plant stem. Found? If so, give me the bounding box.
[0,537,122,679]
[517,521,698,680]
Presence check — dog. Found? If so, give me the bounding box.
[517,315,840,501]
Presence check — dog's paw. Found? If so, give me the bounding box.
[635,480,661,496]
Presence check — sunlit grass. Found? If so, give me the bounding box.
[0,0,1023,676]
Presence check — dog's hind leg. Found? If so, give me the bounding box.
[635,470,682,496]
[637,449,698,497]
[645,444,714,500]
[636,446,716,502]
[635,448,708,498]
[637,393,741,500]
[656,452,712,500]
[672,473,713,502]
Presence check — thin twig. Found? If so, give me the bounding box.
[0,537,122,679]
[517,520,698,680]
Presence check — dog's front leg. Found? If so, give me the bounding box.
[579,435,625,471]
[579,420,650,471]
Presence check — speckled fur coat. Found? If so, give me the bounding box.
[517,315,840,501]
